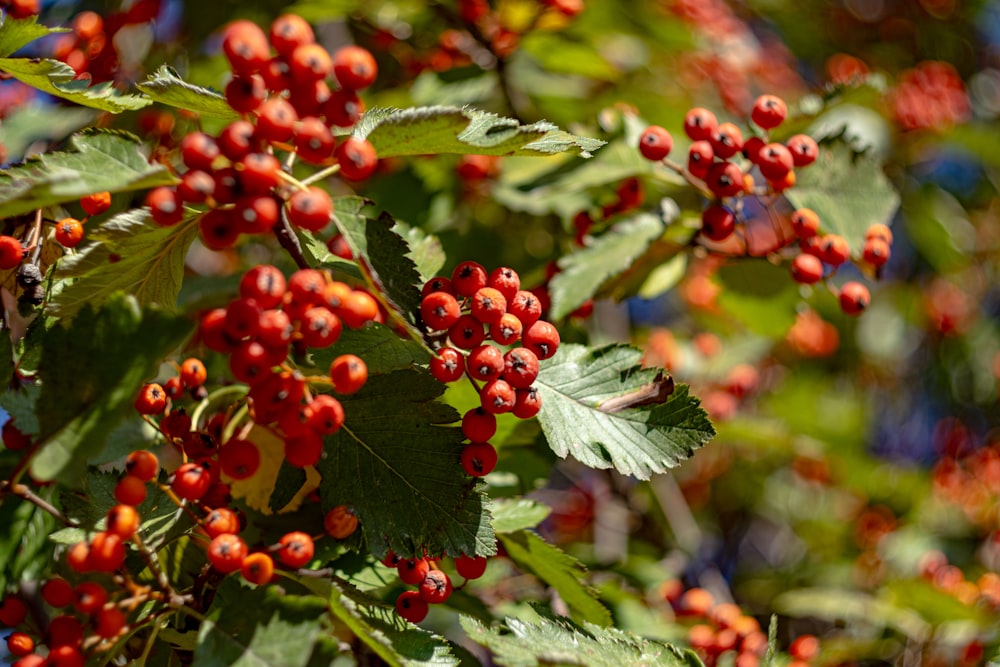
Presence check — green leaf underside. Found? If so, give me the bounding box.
[31,295,193,485]
[194,579,328,667]
[326,578,459,667]
[534,344,714,480]
[137,65,239,120]
[316,369,495,560]
[51,209,201,318]
[548,213,667,320]
[490,498,552,534]
[0,15,68,58]
[311,323,430,376]
[499,530,611,626]
[460,611,704,667]
[0,58,150,112]
[357,106,605,158]
[0,129,176,219]
[786,136,899,254]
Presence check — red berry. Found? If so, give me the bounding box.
[42,577,75,608]
[337,290,380,328]
[73,582,106,615]
[502,348,539,388]
[863,237,891,266]
[866,223,893,245]
[54,217,84,248]
[180,357,207,388]
[419,569,453,604]
[487,267,520,301]
[421,291,462,331]
[80,191,111,216]
[146,187,184,226]
[106,504,140,539]
[687,140,714,179]
[790,253,824,284]
[255,98,299,144]
[218,120,259,161]
[300,306,342,348]
[332,45,378,90]
[0,236,23,270]
[7,632,33,657]
[461,407,496,442]
[95,605,127,639]
[454,554,488,579]
[287,187,333,232]
[512,386,542,418]
[219,439,260,480]
[125,450,159,481]
[329,354,367,394]
[786,134,819,167]
[684,107,718,141]
[461,441,498,476]
[240,265,286,309]
[710,122,744,159]
[278,531,315,568]
[335,137,378,180]
[294,116,336,164]
[305,394,345,435]
[288,43,332,83]
[114,474,148,506]
[134,383,167,415]
[88,532,125,572]
[751,94,787,130]
[470,287,507,325]
[467,344,504,382]
[172,462,212,501]
[430,347,466,383]
[397,557,431,585]
[448,314,486,350]
[285,431,324,467]
[451,261,488,297]
[522,320,560,360]
[508,290,542,328]
[701,205,736,242]
[490,313,523,346]
[225,74,266,113]
[0,597,27,626]
[757,143,794,182]
[2,420,31,450]
[242,552,275,585]
[819,234,851,266]
[180,132,220,171]
[638,125,673,161]
[270,14,314,58]
[839,281,870,316]
[239,152,283,194]
[208,533,248,573]
[705,161,745,198]
[395,590,428,623]
[323,505,359,539]
[222,20,270,76]
[791,208,820,239]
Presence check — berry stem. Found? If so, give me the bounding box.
[0,480,77,527]
[274,210,312,270]
[190,384,247,431]
[299,162,342,188]
[660,158,714,200]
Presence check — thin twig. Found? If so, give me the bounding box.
[274,211,311,270]
[0,480,77,527]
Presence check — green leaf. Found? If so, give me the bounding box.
[491,498,551,534]
[316,369,495,559]
[136,65,240,120]
[0,493,56,593]
[0,58,151,112]
[324,578,460,667]
[311,323,430,376]
[716,262,800,338]
[499,530,611,626]
[30,295,193,486]
[548,213,667,320]
[0,129,176,219]
[901,184,974,273]
[0,15,68,58]
[774,587,930,640]
[50,208,201,318]
[268,462,307,514]
[520,33,619,81]
[195,579,328,667]
[396,221,445,283]
[786,135,899,254]
[534,344,714,479]
[0,103,95,162]
[357,106,604,159]
[460,610,704,667]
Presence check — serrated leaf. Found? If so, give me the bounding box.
[357,106,604,158]
[396,221,445,282]
[786,137,899,254]
[0,130,176,219]
[0,382,38,435]
[534,344,714,479]
[50,208,200,318]
[0,58,150,112]
[311,323,430,376]
[499,529,611,626]
[195,579,328,667]
[137,65,239,120]
[324,578,459,667]
[491,498,551,533]
[0,15,68,58]
[548,213,667,319]
[316,369,495,559]
[30,295,193,486]
[0,493,56,593]
[460,611,704,667]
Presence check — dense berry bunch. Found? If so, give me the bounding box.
[389,550,490,623]
[421,262,555,477]
[145,16,379,249]
[47,5,162,84]
[890,61,971,131]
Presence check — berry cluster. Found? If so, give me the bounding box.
[144,16,379,249]
[639,94,890,317]
[421,263,557,477]
[387,550,489,623]
[890,61,970,132]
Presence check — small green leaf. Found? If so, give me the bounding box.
[0,58,151,112]
[311,323,430,376]
[499,530,611,626]
[786,135,899,254]
[30,295,194,486]
[548,213,667,320]
[195,579,329,667]
[357,106,604,158]
[137,65,239,120]
[316,369,495,559]
[460,610,704,667]
[0,130,176,219]
[0,15,69,58]
[491,498,551,534]
[535,344,714,480]
[51,208,200,318]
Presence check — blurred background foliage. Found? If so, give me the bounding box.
[2,0,1000,664]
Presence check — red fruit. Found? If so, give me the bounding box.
[7,632,33,656]
[451,261,488,297]
[429,347,465,383]
[95,606,127,639]
[512,386,542,418]
[284,431,324,467]
[470,287,507,325]
[461,441,498,477]
[125,450,159,482]
[448,314,486,350]
[80,190,111,216]
[705,161,744,198]
[288,43,332,82]
[419,569,453,604]
[199,209,241,250]
[222,20,270,75]
[335,137,378,180]
[395,590,428,623]
[332,45,378,90]
[218,120,258,161]
[337,290,380,328]
[48,645,86,667]
[225,74,266,113]
[420,291,462,331]
[305,394,345,435]
[397,557,431,585]
[467,345,504,382]
[819,234,851,266]
[54,217,84,248]
[790,253,824,284]
[241,265,286,309]
[2,420,31,450]
[686,140,714,179]
[177,170,216,204]
[710,122,743,159]
[48,615,84,648]
[72,582,106,615]
[254,98,299,144]
[294,116,336,164]
[490,313,523,346]
[638,125,673,161]
[323,88,365,127]
[751,94,787,130]
[172,462,212,501]
[757,143,794,182]
[134,383,167,415]
[462,407,497,442]
[683,107,718,141]
[43,577,75,608]
[146,187,184,226]
[278,531,315,568]
[287,187,333,232]
[270,14,314,58]
[323,505,359,539]
[701,205,736,242]
[786,134,819,167]
[329,354,367,394]
[300,306,342,348]
[502,348,539,388]
[839,281,870,316]
[865,223,893,245]
[480,379,515,414]
[487,267,520,301]
[863,237,891,266]
[180,357,207,389]
[239,152,283,194]
[742,135,766,163]
[454,554,488,579]
[0,236,23,269]
[791,208,820,239]
[88,532,125,572]
[522,320,560,360]
[208,533,248,573]
[106,504,140,539]
[180,132,221,171]
[508,290,542,328]
[0,597,27,626]
[242,552,275,585]
[219,439,260,480]
[789,635,820,660]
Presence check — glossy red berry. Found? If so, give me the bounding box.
[278,531,315,568]
[225,74,266,113]
[790,253,824,284]
[294,116,336,164]
[819,234,851,266]
[114,475,148,506]
[461,407,497,442]
[786,134,819,167]
[329,354,367,394]
[470,287,507,325]
[54,217,85,248]
[513,386,542,419]
[73,582,107,615]
[710,122,744,159]
[208,533,248,573]
[490,313,523,346]
[448,314,486,350]
[839,281,870,316]
[0,236,23,270]
[1,420,31,451]
[638,125,673,161]
[791,208,820,239]
[683,107,718,141]
[180,132,221,171]
[757,143,794,182]
[270,14,314,57]
[204,507,242,538]
[289,43,332,82]
[865,223,893,245]
[6,632,33,657]
[467,345,504,381]
[106,504,140,539]
[397,557,431,585]
[254,98,299,144]
[701,205,736,242]
[305,394,345,435]
[324,505,359,539]
[419,569,453,604]
[80,190,112,216]
[333,45,378,90]
[335,137,378,180]
[146,187,184,226]
[420,291,462,331]
[430,347,465,383]
[461,441,498,476]
[487,267,520,301]
[706,161,745,198]
[222,20,270,76]
[751,94,787,130]
[395,590,428,623]
[502,348,539,388]
[172,462,212,501]
[0,597,27,626]
[863,237,891,266]
[242,552,275,585]
[42,577,75,608]
[508,290,542,328]
[451,261,488,297]
[125,450,159,482]
[88,532,126,572]
[686,140,714,179]
[134,383,167,415]
[180,357,207,389]
[522,320,560,360]
[287,187,333,232]
[454,554,488,579]
[219,438,260,480]
[240,264,286,309]
[95,605,127,639]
